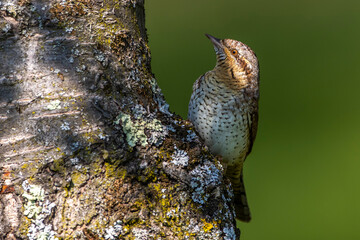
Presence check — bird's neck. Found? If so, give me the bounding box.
[210,65,249,92]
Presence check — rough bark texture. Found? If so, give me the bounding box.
[0,0,240,239]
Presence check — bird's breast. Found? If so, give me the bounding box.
[188,79,251,166]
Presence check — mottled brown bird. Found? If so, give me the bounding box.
[188,34,259,222]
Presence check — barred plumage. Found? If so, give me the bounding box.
[188,34,259,222]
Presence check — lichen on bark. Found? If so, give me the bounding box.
[0,0,240,239]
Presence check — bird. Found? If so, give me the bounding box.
[188,34,259,222]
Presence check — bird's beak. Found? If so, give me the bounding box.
[205,34,223,51]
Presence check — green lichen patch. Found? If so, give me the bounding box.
[22,181,58,240]
[23,184,45,218]
[115,112,166,147]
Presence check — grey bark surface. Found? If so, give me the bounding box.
[0,0,240,239]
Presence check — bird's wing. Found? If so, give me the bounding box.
[246,110,258,155]
[232,95,259,156]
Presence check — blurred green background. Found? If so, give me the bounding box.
[145,0,360,239]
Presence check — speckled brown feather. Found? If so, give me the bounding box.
[188,34,259,222]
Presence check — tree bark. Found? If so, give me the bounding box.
[0,0,240,239]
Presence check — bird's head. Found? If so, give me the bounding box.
[205,34,259,88]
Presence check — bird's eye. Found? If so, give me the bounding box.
[231,49,238,55]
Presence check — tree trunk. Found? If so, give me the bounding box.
[0,0,240,239]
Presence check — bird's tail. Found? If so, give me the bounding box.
[227,168,251,222]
